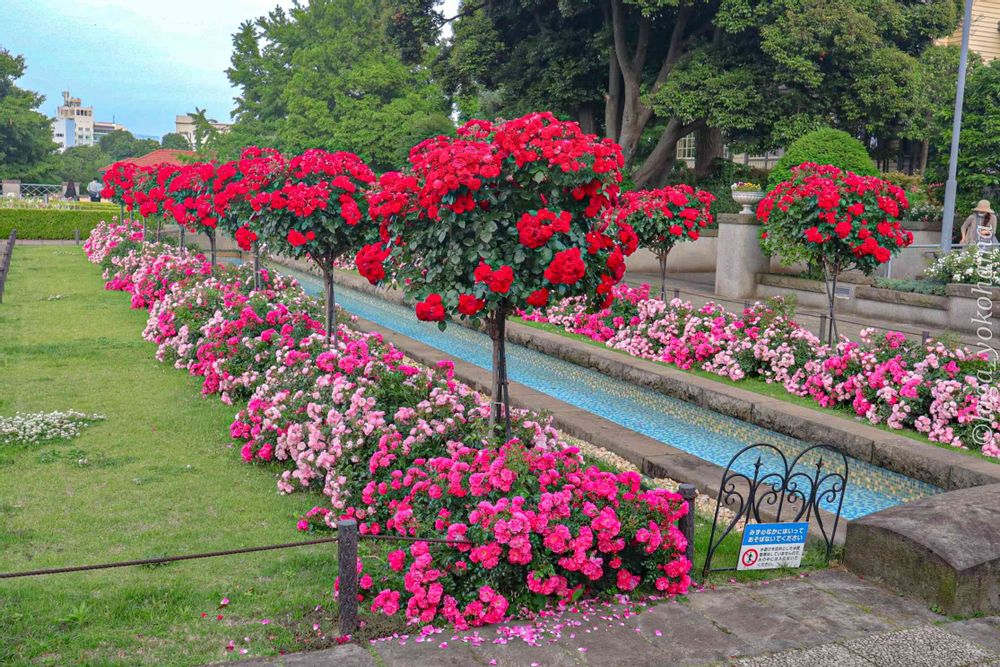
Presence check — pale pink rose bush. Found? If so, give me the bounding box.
[85,220,693,628]
[521,285,999,458]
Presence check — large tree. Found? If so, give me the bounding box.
[160,132,191,150]
[54,145,112,183]
[435,0,960,187]
[928,59,1000,211]
[225,0,453,170]
[0,48,56,179]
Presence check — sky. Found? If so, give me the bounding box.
[2,0,459,140]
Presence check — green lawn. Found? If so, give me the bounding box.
[0,247,350,666]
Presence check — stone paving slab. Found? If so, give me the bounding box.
[218,569,1000,667]
[944,618,1000,655]
[731,644,875,667]
[840,626,995,667]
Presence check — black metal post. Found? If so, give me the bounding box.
[337,519,358,637]
[678,483,697,566]
[921,330,930,345]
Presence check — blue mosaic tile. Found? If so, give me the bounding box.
[279,265,941,520]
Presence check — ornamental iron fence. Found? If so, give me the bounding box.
[702,442,849,577]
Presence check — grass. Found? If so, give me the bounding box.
[0,246,396,666]
[513,316,998,464]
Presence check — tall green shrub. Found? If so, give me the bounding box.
[0,208,114,239]
[769,128,877,188]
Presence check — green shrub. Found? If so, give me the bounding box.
[872,277,947,295]
[0,208,113,239]
[769,128,878,188]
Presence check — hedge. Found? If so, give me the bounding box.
[769,128,878,188]
[0,208,117,239]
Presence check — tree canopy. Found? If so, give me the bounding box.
[225,0,453,170]
[929,59,1000,211]
[433,0,960,187]
[160,132,191,150]
[0,48,57,179]
[98,129,157,160]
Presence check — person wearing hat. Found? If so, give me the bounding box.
[960,200,997,246]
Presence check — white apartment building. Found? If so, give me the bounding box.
[51,91,128,151]
[53,91,94,150]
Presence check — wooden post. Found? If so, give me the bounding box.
[74,229,80,244]
[679,483,697,566]
[337,520,358,637]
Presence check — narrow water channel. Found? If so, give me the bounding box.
[275,263,940,520]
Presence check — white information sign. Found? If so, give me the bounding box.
[737,522,809,571]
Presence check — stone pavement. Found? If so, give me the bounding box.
[223,569,1000,666]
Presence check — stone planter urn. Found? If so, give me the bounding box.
[731,187,765,215]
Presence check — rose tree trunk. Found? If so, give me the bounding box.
[487,303,511,440]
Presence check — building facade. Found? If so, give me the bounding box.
[53,91,94,150]
[940,0,1000,62]
[174,114,232,149]
[52,91,128,151]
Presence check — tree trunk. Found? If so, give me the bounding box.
[822,261,840,345]
[919,139,929,175]
[208,232,217,271]
[179,226,185,253]
[253,245,262,291]
[658,249,671,302]
[323,267,336,344]
[155,218,162,242]
[577,105,596,134]
[604,41,622,141]
[694,125,724,179]
[487,303,511,440]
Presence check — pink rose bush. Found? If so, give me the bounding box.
[85,220,694,628]
[521,285,999,458]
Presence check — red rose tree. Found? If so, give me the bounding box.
[130,164,178,241]
[101,161,141,234]
[164,162,224,266]
[364,112,636,434]
[757,163,912,341]
[248,149,376,339]
[613,185,715,302]
[214,147,288,288]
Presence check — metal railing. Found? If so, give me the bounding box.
[656,282,939,341]
[19,183,64,199]
[885,241,999,279]
[0,228,15,304]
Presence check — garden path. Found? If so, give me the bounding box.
[226,568,1000,667]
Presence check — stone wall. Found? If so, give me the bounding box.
[625,230,718,274]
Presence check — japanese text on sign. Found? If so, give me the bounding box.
[737,522,808,571]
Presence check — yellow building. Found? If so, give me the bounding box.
[940,0,1000,62]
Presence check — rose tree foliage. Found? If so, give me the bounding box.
[613,185,715,301]
[246,148,377,338]
[757,163,913,340]
[213,146,289,253]
[363,112,638,431]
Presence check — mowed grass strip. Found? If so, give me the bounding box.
[0,246,345,666]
